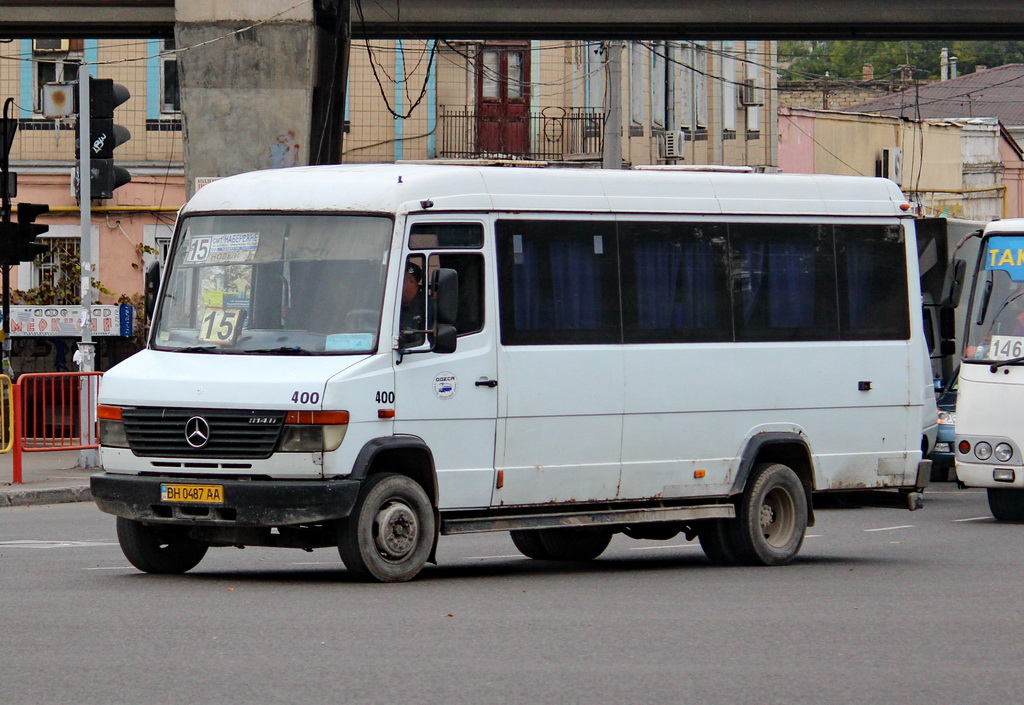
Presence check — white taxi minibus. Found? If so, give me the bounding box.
[91,164,932,581]
[955,219,1024,519]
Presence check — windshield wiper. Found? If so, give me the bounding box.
[990,356,1024,371]
[174,346,223,354]
[245,347,313,355]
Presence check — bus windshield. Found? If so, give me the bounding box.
[965,233,1024,364]
[152,213,393,354]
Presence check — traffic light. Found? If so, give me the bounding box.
[0,203,49,266]
[76,77,131,200]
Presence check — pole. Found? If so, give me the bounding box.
[77,65,97,467]
[602,41,623,170]
[1,98,15,377]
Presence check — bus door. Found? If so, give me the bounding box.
[392,222,498,509]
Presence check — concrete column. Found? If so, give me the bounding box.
[174,0,349,196]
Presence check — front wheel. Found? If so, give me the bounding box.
[730,462,808,566]
[987,487,1024,521]
[337,473,435,582]
[116,517,208,574]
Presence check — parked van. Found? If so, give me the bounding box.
[91,164,932,581]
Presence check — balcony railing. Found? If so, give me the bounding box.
[438,106,604,161]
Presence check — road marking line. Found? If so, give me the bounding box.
[630,543,700,551]
[463,554,523,560]
[953,516,991,522]
[0,540,118,549]
[863,525,914,532]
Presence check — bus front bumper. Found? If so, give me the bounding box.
[955,462,1024,489]
[90,472,362,527]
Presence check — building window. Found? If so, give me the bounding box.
[31,236,81,304]
[161,39,180,113]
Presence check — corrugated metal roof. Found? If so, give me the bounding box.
[848,64,1024,126]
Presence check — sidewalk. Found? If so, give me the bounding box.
[0,449,96,508]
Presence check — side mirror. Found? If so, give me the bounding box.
[941,258,966,308]
[432,268,458,326]
[432,324,457,354]
[144,261,161,319]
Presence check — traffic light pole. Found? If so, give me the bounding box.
[1,97,16,377]
[77,65,96,467]
[77,64,94,375]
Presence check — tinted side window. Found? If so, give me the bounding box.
[410,223,484,249]
[497,220,619,344]
[835,224,909,340]
[729,223,838,342]
[431,252,485,336]
[620,221,732,343]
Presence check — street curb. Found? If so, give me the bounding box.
[0,485,92,508]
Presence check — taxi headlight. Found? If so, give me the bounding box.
[975,442,994,461]
[937,409,956,425]
[995,443,1014,463]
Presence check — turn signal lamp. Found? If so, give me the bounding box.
[958,440,971,455]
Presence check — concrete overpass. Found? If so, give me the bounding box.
[5,0,1024,191]
[6,0,1024,40]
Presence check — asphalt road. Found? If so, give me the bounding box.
[1,485,1022,705]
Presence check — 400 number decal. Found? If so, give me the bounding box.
[291,391,321,404]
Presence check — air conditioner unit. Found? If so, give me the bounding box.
[878,147,903,185]
[33,39,69,53]
[740,78,763,106]
[662,130,686,159]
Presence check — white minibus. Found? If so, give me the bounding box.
[955,219,1024,519]
[91,164,932,581]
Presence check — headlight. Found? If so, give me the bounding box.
[97,405,129,448]
[277,411,349,452]
[937,409,956,425]
[975,441,993,461]
[995,443,1014,463]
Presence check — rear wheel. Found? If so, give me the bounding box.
[987,487,1024,521]
[730,462,807,566]
[510,529,554,559]
[116,517,208,574]
[537,527,613,561]
[337,473,435,582]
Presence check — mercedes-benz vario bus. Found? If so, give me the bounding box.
[91,164,932,581]
[955,219,1024,519]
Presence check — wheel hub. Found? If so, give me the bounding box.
[373,500,418,561]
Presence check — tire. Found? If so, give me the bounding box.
[116,517,208,574]
[537,527,613,561]
[729,462,808,566]
[698,520,739,566]
[987,487,1024,521]
[337,473,435,582]
[510,529,554,559]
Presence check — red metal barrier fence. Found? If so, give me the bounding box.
[11,372,103,483]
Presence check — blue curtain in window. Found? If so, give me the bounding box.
[844,241,872,328]
[513,237,602,331]
[768,241,815,327]
[634,239,716,329]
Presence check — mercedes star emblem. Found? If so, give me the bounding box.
[185,416,211,448]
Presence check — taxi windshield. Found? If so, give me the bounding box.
[965,234,1024,364]
[151,213,393,355]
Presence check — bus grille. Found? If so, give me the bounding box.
[122,408,286,459]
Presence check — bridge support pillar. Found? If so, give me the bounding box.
[175,0,349,195]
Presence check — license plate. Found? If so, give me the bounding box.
[160,483,224,504]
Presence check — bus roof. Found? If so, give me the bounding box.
[182,164,910,218]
